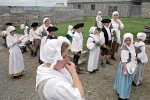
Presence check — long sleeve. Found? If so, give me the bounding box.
[35,26,43,36]
[52,81,84,100]
[86,37,95,50]
[29,29,34,41]
[121,50,129,63]
[6,35,18,48]
[119,20,124,30]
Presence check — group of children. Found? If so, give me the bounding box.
[1,10,148,100]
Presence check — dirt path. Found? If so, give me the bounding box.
[0,39,150,100]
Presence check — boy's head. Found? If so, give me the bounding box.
[31,22,38,30]
[101,19,111,27]
[73,23,84,33]
[47,26,58,36]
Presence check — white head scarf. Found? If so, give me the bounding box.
[40,36,70,68]
[68,25,73,30]
[122,33,133,45]
[2,31,7,35]
[20,24,25,30]
[98,11,102,14]
[43,18,50,24]
[6,26,16,33]
[137,32,146,41]
[89,26,97,34]
[112,11,119,18]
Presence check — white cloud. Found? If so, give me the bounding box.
[0,0,67,6]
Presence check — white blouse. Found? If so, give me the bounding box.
[71,32,83,52]
[111,19,124,44]
[134,41,148,63]
[29,28,40,41]
[121,44,136,63]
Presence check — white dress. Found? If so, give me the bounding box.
[6,34,25,76]
[35,25,49,58]
[36,62,84,100]
[111,19,124,44]
[86,34,101,71]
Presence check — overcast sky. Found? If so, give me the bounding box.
[0,0,68,7]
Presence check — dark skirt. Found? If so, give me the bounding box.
[111,41,119,54]
[101,41,112,56]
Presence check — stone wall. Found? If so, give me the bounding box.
[0,6,83,30]
[141,2,150,18]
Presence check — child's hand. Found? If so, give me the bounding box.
[123,70,128,76]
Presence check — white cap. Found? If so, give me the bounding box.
[112,11,119,17]
[6,26,16,33]
[89,26,97,34]
[40,36,70,68]
[20,24,25,30]
[137,32,146,41]
[43,17,50,24]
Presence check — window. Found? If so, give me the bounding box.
[108,6,117,15]
[77,4,81,9]
[91,4,95,10]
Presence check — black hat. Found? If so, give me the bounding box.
[6,22,13,26]
[31,22,38,27]
[73,23,84,29]
[101,19,111,23]
[47,26,58,32]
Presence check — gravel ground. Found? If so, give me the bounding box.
[0,38,150,100]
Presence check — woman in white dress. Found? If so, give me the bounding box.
[133,32,148,86]
[35,18,52,64]
[6,26,25,79]
[36,36,85,100]
[111,11,124,60]
[86,27,102,73]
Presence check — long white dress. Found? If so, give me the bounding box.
[86,34,101,71]
[36,61,84,100]
[6,34,25,76]
[111,19,124,44]
[34,25,49,59]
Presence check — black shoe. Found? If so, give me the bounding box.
[31,51,34,57]
[111,55,116,61]
[33,52,37,57]
[13,75,22,79]
[132,82,137,86]
[94,69,99,72]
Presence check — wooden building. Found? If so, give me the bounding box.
[67,0,142,17]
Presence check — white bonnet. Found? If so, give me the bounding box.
[43,18,50,24]
[68,25,73,30]
[137,32,146,41]
[40,36,70,64]
[20,24,25,30]
[123,33,133,44]
[6,26,16,33]
[89,26,97,34]
[112,11,119,17]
